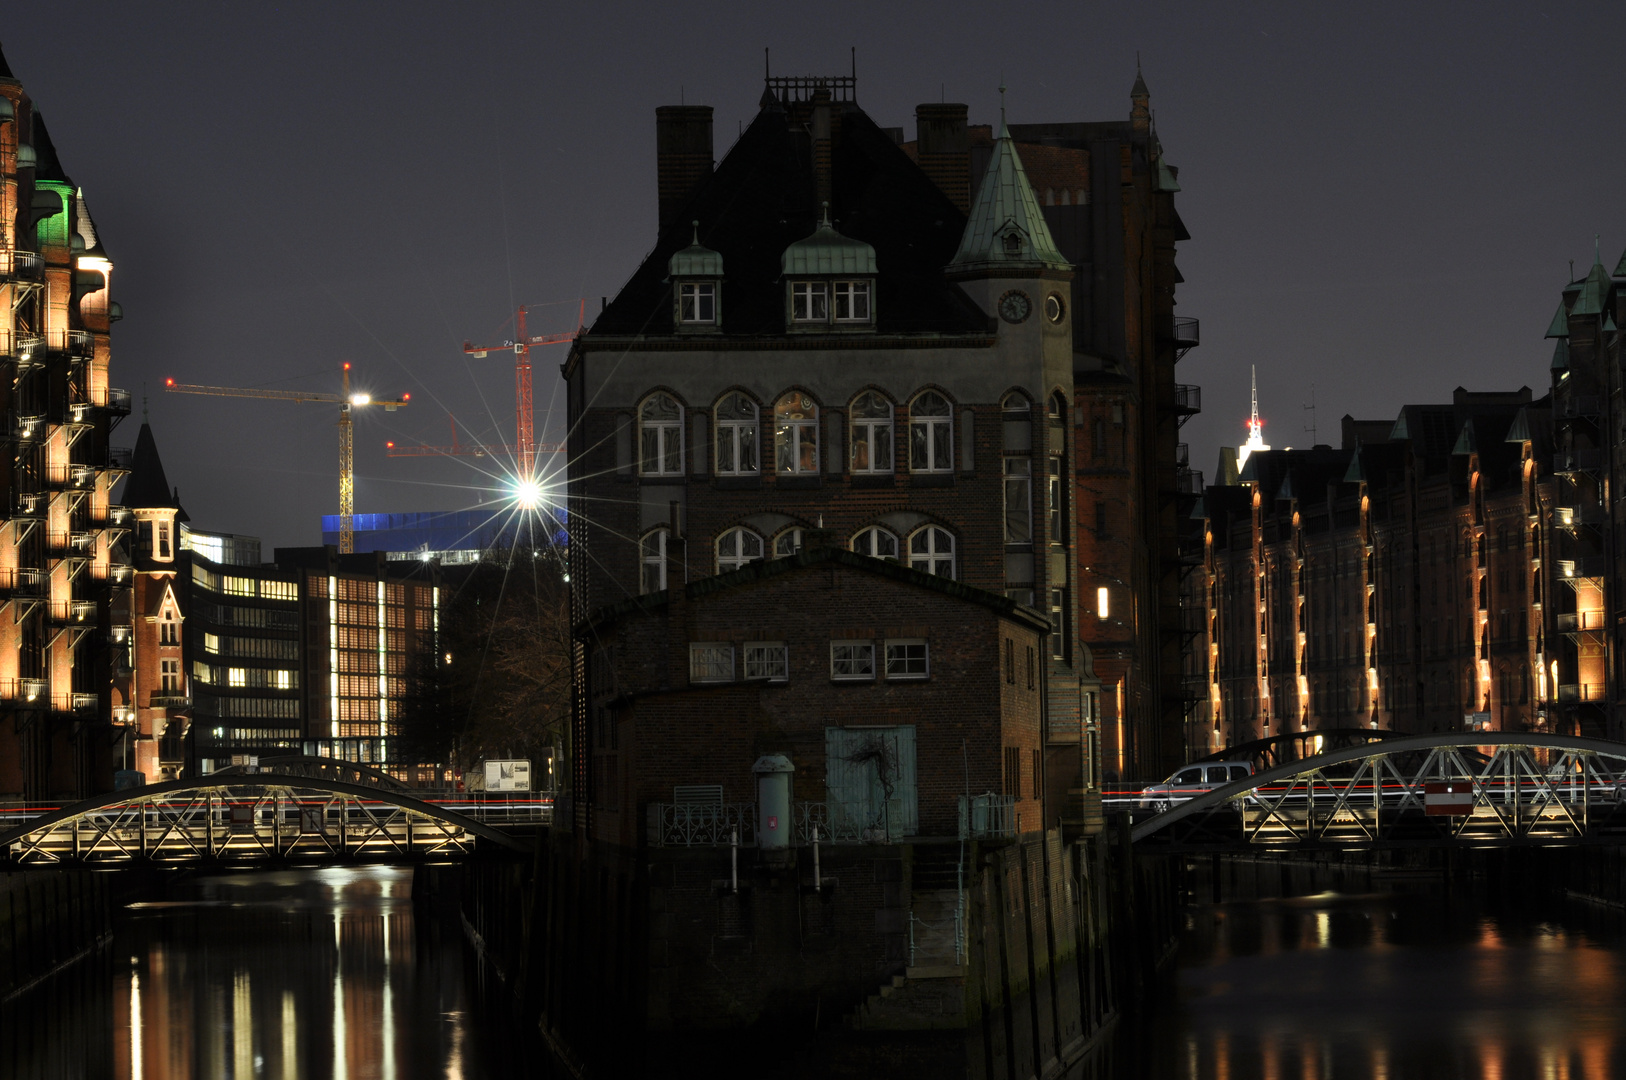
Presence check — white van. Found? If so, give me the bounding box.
[1139,761,1255,813]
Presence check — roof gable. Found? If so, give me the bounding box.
[948,122,1070,275]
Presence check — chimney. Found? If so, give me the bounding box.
[656,105,714,232]
[914,103,970,213]
[811,87,834,212]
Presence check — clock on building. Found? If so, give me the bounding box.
[998,290,1032,324]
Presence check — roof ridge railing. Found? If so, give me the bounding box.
[765,75,857,104]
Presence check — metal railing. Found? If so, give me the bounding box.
[0,568,45,595]
[646,801,756,847]
[1559,394,1603,419]
[5,250,44,282]
[1557,683,1606,704]
[1557,610,1607,633]
[1173,384,1202,412]
[1554,448,1606,474]
[957,793,1016,840]
[105,388,132,414]
[1559,557,1607,581]
[47,600,97,625]
[1172,316,1200,348]
[66,330,94,358]
[1555,504,1606,529]
[0,678,47,704]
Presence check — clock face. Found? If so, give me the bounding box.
[998,290,1032,324]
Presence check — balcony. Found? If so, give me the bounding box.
[91,504,132,528]
[12,333,43,366]
[66,329,94,359]
[1558,557,1607,581]
[1559,394,1603,419]
[55,692,98,715]
[0,568,46,597]
[958,793,1017,840]
[1557,610,1607,633]
[1172,384,1202,427]
[107,446,133,471]
[46,532,96,559]
[1554,448,1606,474]
[104,387,132,416]
[14,493,45,519]
[1175,467,1205,494]
[9,414,43,441]
[1175,442,1190,469]
[149,692,190,710]
[0,678,47,705]
[1172,316,1199,359]
[48,600,97,625]
[6,249,44,282]
[1558,683,1606,704]
[1554,504,1606,530]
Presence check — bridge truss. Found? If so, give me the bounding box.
[1133,733,1626,851]
[0,774,530,866]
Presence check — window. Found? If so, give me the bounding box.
[909,391,953,473]
[1004,458,1032,543]
[228,667,246,687]
[830,641,875,680]
[1025,645,1035,689]
[160,614,179,645]
[886,639,928,679]
[224,576,256,598]
[774,392,819,474]
[155,519,173,561]
[834,281,871,321]
[908,527,955,578]
[773,529,803,558]
[850,391,894,473]
[1004,746,1021,798]
[261,581,298,602]
[1048,456,1064,543]
[689,643,734,683]
[639,393,683,476]
[1032,749,1043,800]
[203,632,220,654]
[792,282,828,322]
[641,529,669,593]
[160,660,181,693]
[714,392,758,474]
[852,527,899,561]
[716,527,764,572]
[744,642,788,681]
[1050,588,1068,660]
[1005,639,1015,683]
[1002,393,1031,417]
[679,282,716,324]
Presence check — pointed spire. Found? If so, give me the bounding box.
[1614,245,1626,278]
[947,104,1068,275]
[1131,57,1150,132]
[122,423,182,511]
[1571,254,1613,316]
[1545,300,1570,338]
[0,40,14,80]
[30,111,68,183]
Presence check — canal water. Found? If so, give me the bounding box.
[0,865,523,1080]
[1116,877,1626,1080]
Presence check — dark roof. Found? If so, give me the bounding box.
[583,545,1050,634]
[585,102,989,340]
[120,423,183,512]
[30,111,68,185]
[0,41,13,80]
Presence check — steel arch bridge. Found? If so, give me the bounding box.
[0,774,531,867]
[1133,733,1626,851]
[1192,727,1413,772]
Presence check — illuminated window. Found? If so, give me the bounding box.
[224,576,256,598]
[909,392,953,473]
[155,519,173,561]
[203,633,220,654]
[228,668,246,687]
[160,660,181,693]
[773,392,819,475]
[714,393,759,475]
[638,393,684,476]
[849,391,894,474]
[716,527,764,573]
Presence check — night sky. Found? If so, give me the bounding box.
[5,3,1624,549]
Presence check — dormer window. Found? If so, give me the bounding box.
[781,207,878,333]
[679,282,716,324]
[668,220,723,333]
[834,281,870,321]
[792,282,828,322]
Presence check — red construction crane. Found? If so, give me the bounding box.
[165,364,408,554]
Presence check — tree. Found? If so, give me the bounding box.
[396,545,572,787]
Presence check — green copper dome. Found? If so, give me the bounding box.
[781,207,877,276]
[668,221,723,278]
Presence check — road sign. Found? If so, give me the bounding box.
[1424,781,1474,816]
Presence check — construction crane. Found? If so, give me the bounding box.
[165,364,409,554]
[385,302,582,479]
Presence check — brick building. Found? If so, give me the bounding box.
[582,546,1050,847]
[0,47,135,798]
[566,69,1198,825]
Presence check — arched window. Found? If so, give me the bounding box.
[641,528,670,593]
[849,391,893,474]
[639,393,683,476]
[716,527,764,572]
[909,391,953,473]
[774,392,819,475]
[714,392,758,475]
[851,526,899,562]
[909,526,955,578]
[773,528,803,558]
[1001,392,1030,416]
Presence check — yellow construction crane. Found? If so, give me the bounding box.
[165,364,409,554]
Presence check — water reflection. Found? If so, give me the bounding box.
[1133,889,1626,1080]
[1,865,505,1080]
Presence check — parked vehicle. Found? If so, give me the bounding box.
[1139,761,1255,813]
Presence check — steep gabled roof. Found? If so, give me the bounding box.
[948,120,1069,275]
[586,102,987,339]
[0,41,14,80]
[30,111,69,184]
[1571,256,1613,316]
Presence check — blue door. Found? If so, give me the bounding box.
[825,726,918,840]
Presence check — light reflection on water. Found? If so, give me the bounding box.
[1,865,504,1080]
[1132,889,1626,1080]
